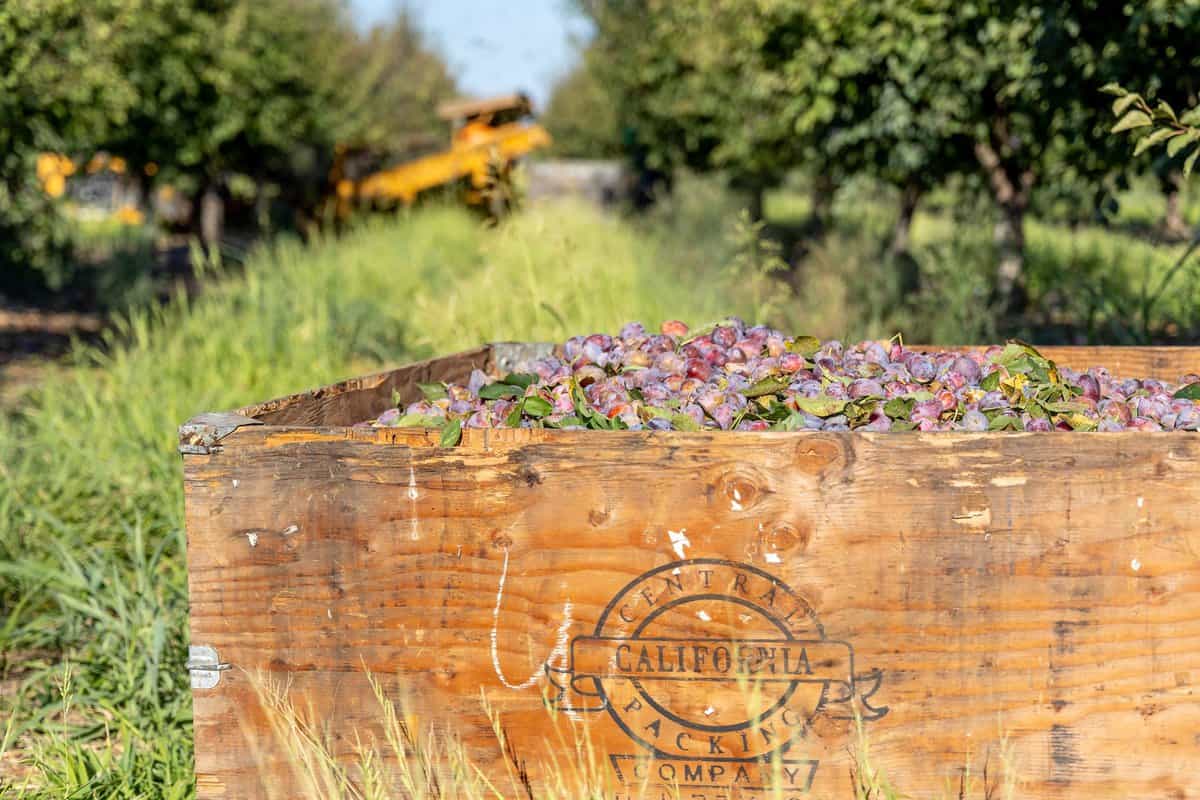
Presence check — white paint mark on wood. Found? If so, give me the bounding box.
[697,610,712,622]
[490,546,573,692]
[408,465,420,541]
[949,479,980,488]
[281,524,299,536]
[991,475,1028,487]
[246,532,258,547]
[1131,558,1142,572]
[231,479,239,488]
[730,487,744,511]
[704,706,716,717]
[764,552,782,564]
[1137,496,1145,509]
[668,529,691,559]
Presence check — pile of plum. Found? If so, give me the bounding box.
[367,320,1200,441]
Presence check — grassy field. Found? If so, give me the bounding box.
[0,181,1196,798]
[0,201,770,798]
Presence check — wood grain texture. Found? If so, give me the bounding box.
[184,419,1200,799]
[236,346,491,426]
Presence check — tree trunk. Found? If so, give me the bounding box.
[889,182,922,257]
[994,199,1027,310]
[200,182,224,253]
[808,174,836,237]
[1164,172,1187,239]
[746,186,765,223]
[975,136,1033,314]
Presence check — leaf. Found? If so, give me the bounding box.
[980,371,1001,392]
[1185,146,1200,179]
[992,342,1026,365]
[1043,400,1091,414]
[883,396,914,419]
[743,376,790,398]
[478,382,523,400]
[671,412,702,431]
[522,396,553,418]
[845,399,874,427]
[1180,107,1200,126]
[417,382,448,401]
[438,418,462,447]
[787,335,822,357]
[987,414,1021,431]
[1167,130,1198,158]
[1111,110,1152,134]
[1133,127,1181,157]
[889,420,918,432]
[793,396,847,417]
[1154,99,1177,123]
[1064,413,1097,432]
[1099,82,1128,97]
[504,404,523,428]
[1111,94,1139,117]
[502,372,537,390]
[1174,382,1200,400]
[395,413,444,429]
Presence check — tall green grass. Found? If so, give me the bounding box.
[0,202,764,798]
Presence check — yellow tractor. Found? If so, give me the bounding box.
[331,93,551,218]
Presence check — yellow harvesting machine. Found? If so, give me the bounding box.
[332,93,551,216]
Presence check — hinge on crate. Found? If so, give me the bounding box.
[187,645,231,689]
[489,341,556,374]
[179,412,263,455]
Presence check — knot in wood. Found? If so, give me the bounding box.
[763,521,809,555]
[714,468,767,512]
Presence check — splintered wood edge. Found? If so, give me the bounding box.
[191,345,1200,434]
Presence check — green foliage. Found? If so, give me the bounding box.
[0,0,138,289]
[0,0,458,295]
[541,51,623,159]
[1104,85,1200,179]
[334,13,458,154]
[585,0,1200,308]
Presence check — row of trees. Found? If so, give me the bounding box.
[562,0,1200,311]
[1,0,456,290]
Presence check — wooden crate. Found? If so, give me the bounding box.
[182,345,1200,799]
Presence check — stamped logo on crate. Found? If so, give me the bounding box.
[548,559,886,796]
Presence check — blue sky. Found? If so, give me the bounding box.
[350,0,594,109]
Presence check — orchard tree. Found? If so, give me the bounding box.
[584,1,974,247]
[542,51,624,159]
[779,1,975,253]
[904,1,1200,310]
[0,0,135,290]
[586,0,808,219]
[102,0,357,246]
[334,11,459,154]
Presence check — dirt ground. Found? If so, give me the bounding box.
[0,308,104,408]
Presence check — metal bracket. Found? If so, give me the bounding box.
[490,341,555,374]
[179,412,263,455]
[187,644,231,689]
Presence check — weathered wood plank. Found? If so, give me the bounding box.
[184,428,1200,799]
[237,346,491,426]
